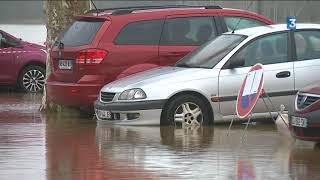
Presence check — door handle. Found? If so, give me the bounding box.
[165,52,184,57]
[276,71,291,78]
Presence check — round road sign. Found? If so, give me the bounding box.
[236,63,264,119]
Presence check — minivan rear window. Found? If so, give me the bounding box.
[58,20,104,46]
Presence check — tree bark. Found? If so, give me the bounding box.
[40,0,90,112]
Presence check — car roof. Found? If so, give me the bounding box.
[226,24,320,37]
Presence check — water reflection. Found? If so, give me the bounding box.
[0,92,44,180]
[45,114,159,180]
[1,92,320,179]
[289,142,320,180]
[160,126,214,150]
[45,114,105,180]
[94,123,296,179]
[0,92,41,123]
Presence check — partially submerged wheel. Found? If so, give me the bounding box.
[161,94,212,126]
[174,102,203,126]
[18,65,45,93]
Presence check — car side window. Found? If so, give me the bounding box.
[115,19,164,45]
[160,16,217,46]
[0,32,3,48]
[0,33,18,48]
[294,31,320,61]
[224,16,265,31]
[230,32,288,67]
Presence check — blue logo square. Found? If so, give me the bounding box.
[287,16,296,30]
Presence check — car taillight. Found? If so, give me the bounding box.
[75,49,107,65]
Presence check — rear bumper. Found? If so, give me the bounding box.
[46,80,103,108]
[289,110,320,142]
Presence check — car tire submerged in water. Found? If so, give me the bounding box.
[18,65,46,93]
[161,94,213,126]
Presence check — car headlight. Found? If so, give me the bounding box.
[118,88,147,100]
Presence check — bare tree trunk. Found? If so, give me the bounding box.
[40,0,90,112]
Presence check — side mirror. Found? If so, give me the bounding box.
[13,41,23,48]
[228,57,245,69]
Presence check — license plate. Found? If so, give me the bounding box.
[291,116,308,128]
[59,60,73,70]
[97,110,112,119]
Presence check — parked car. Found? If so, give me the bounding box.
[95,24,320,125]
[289,82,320,142]
[0,30,46,92]
[46,5,273,109]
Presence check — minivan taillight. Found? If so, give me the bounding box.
[75,49,107,65]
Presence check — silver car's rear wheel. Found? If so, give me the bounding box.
[18,65,45,93]
[161,94,213,126]
[174,102,203,126]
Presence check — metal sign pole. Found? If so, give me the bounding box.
[227,109,237,136]
[262,91,289,128]
[240,110,253,143]
[261,96,277,123]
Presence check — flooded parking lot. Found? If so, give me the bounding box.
[0,92,320,180]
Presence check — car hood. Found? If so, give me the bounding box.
[300,81,320,95]
[22,41,45,49]
[104,66,213,91]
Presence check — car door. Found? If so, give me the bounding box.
[0,31,16,84]
[159,15,219,66]
[111,19,164,72]
[293,30,320,90]
[218,31,295,116]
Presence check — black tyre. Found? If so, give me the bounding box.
[18,65,46,93]
[161,94,213,126]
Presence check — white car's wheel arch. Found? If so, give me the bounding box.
[160,90,214,125]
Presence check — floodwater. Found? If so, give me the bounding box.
[0,92,320,180]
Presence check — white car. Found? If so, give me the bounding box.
[95,24,320,125]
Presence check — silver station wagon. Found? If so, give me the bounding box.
[95,24,320,125]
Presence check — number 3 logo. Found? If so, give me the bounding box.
[287,16,296,30]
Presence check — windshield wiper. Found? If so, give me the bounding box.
[176,63,193,68]
[54,41,64,49]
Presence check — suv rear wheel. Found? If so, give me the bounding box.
[161,94,212,126]
[18,65,45,93]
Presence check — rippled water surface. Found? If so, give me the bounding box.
[0,92,319,180]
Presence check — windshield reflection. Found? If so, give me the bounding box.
[176,34,246,69]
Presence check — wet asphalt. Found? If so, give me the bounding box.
[0,91,319,180]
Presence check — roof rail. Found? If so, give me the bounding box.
[85,5,222,15]
[85,5,187,14]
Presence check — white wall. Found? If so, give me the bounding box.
[0,24,46,45]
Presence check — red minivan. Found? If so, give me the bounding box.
[46,5,273,109]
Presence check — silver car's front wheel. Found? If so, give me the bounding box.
[174,102,203,126]
[161,94,213,126]
[18,66,45,93]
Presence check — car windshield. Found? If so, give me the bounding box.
[176,34,247,68]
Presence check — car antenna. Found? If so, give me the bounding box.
[90,0,100,16]
[231,1,254,34]
[294,0,307,20]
